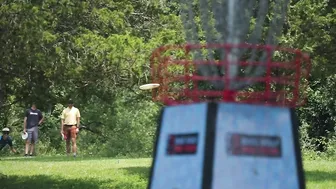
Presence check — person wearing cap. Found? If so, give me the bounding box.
[23,102,44,157]
[61,99,81,157]
[0,128,17,153]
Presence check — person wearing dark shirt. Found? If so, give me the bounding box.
[23,103,44,157]
[0,128,17,153]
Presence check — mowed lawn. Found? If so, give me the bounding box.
[0,156,151,189]
[0,156,335,189]
[304,160,336,189]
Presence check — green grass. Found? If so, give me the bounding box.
[0,156,152,189]
[304,160,336,189]
[0,156,335,189]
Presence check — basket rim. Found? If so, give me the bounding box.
[149,43,312,107]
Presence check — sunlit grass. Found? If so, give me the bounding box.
[0,156,151,189]
[0,156,335,189]
[304,160,336,189]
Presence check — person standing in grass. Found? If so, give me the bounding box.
[0,128,17,154]
[23,102,44,157]
[61,99,80,157]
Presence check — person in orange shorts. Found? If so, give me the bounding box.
[60,99,81,157]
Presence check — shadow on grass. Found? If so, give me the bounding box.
[0,156,113,162]
[121,166,151,179]
[305,170,336,182]
[0,174,105,189]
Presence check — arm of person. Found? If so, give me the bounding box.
[60,110,65,134]
[76,109,81,128]
[61,119,65,134]
[76,117,80,128]
[23,110,29,133]
[10,146,17,153]
[38,111,44,125]
[8,138,16,153]
[23,117,27,133]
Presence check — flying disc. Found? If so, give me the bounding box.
[21,132,28,140]
[139,83,160,90]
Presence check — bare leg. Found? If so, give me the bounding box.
[25,141,30,155]
[71,137,77,157]
[30,143,35,155]
[31,127,38,156]
[66,140,71,155]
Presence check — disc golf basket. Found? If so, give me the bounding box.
[150,43,311,107]
[148,43,311,189]
[147,0,311,189]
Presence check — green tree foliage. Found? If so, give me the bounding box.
[0,0,183,156]
[283,0,336,151]
[0,0,335,156]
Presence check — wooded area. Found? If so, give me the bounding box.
[0,0,335,157]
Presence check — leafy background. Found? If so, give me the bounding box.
[0,0,335,159]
